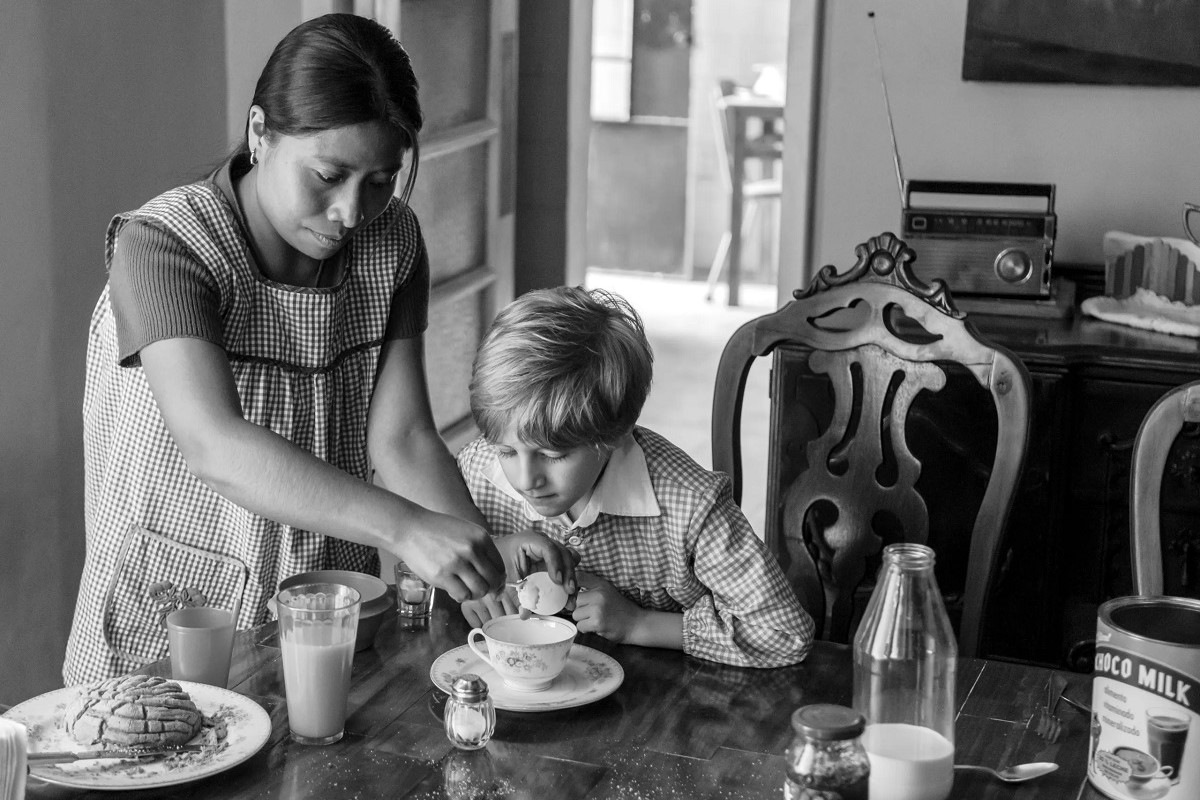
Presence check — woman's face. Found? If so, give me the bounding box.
[250,111,403,265]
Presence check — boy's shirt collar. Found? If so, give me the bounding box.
[482,432,661,528]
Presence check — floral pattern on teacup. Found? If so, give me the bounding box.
[498,647,554,674]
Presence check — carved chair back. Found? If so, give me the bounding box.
[712,232,1032,657]
[1130,380,1200,596]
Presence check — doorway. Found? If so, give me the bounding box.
[584,0,794,538]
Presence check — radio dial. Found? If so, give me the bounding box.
[994,248,1033,284]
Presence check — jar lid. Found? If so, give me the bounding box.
[449,673,489,703]
[790,704,865,740]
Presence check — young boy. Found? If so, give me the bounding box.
[456,286,814,668]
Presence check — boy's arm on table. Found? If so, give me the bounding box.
[683,481,816,668]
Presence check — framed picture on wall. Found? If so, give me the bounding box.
[963,0,1200,85]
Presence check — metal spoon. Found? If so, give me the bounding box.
[954,762,1059,783]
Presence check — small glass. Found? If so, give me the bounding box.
[166,606,235,688]
[395,561,433,618]
[444,673,495,750]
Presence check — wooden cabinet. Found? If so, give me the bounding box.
[971,312,1200,669]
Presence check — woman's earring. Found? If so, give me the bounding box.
[250,147,258,166]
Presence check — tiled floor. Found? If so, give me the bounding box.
[585,269,779,538]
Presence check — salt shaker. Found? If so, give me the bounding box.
[444,673,495,750]
[784,703,870,800]
[852,542,956,800]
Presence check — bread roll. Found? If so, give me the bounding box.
[65,674,203,748]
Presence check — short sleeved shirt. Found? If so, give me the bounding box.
[64,154,430,686]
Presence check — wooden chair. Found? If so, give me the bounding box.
[704,82,782,302]
[711,232,1031,657]
[1129,380,1200,596]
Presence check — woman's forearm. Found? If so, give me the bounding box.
[369,426,489,529]
[188,415,425,553]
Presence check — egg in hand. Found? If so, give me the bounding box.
[516,572,570,616]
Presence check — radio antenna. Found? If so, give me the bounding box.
[867,11,906,206]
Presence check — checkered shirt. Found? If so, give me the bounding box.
[63,178,423,686]
[457,426,815,667]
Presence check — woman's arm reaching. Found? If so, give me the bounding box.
[139,335,506,602]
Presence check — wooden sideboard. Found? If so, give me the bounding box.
[970,306,1200,670]
[761,277,1200,671]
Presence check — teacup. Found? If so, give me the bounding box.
[467,614,576,692]
[1114,746,1174,786]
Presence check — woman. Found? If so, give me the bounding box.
[64,13,570,685]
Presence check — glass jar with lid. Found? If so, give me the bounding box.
[784,703,870,799]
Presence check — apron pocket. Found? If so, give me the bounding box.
[102,523,249,666]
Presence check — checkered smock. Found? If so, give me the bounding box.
[458,427,815,667]
[63,174,425,686]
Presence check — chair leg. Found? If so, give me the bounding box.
[705,230,732,302]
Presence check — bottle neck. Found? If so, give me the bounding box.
[882,542,935,571]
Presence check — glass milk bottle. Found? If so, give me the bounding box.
[852,543,956,800]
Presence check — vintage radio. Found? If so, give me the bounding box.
[901,180,1056,299]
[867,12,1058,303]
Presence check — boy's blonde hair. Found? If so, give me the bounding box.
[470,286,654,450]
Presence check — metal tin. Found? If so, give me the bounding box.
[1089,595,1200,800]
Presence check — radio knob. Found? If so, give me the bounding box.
[994,248,1033,284]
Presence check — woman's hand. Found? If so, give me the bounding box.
[497,528,579,592]
[393,510,506,603]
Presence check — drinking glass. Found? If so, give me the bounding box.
[276,582,360,745]
[395,561,433,618]
[167,606,236,688]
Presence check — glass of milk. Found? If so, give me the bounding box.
[276,582,362,745]
[852,543,957,800]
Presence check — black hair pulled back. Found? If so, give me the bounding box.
[242,13,423,202]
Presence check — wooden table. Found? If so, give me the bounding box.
[720,93,783,308]
[26,594,1106,799]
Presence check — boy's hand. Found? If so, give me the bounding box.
[570,571,643,642]
[497,528,579,592]
[461,588,519,628]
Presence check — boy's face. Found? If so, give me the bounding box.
[491,423,611,522]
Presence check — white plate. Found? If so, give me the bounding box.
[431,643,624,712]
[3,680,271,791]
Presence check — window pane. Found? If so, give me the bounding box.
[591,60,631,122]
[592,0,633,58]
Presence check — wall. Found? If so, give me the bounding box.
[807,0,1200,276]
[0,1,228,706]
[225,0,303,148]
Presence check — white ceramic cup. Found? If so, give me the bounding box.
[467,614,576,692]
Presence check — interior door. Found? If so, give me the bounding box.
[391,0,517,450]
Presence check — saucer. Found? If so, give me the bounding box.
[431,643,623,712]
[1122,776,1172,800]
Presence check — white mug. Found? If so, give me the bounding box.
[467,614,576,692]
